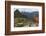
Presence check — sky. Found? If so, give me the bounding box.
[14,8,39,13]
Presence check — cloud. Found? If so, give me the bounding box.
[14,8,39,13]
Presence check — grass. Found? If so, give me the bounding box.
[14,18,33,27]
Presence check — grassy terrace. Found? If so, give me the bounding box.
[14,18,33,27]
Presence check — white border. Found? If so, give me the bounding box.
[11,5,42,31]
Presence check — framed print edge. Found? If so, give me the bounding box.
[5,1,45,35]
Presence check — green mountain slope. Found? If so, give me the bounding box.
[14,9,27,18]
